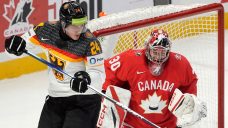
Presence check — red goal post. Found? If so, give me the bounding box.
[88,3,224,128]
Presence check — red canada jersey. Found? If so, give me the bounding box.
[103,49,198,128]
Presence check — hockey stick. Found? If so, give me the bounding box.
[24,50,160,128]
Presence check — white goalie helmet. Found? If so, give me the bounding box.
[145,29,171,65]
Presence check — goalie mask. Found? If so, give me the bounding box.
[145,29,171,76]
[145,29,171,64]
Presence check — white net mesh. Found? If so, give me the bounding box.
[87,4,204,32]
[88,3,223,128]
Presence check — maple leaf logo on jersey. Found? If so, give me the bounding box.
[140,92,167,114]
[3,0,34,37]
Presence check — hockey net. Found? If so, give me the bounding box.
[88,3,224,128]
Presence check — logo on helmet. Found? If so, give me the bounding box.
[145,29,171,65]
[63,3,69,9]
[59,1,87,27]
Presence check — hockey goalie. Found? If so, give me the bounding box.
[98,29,207,128]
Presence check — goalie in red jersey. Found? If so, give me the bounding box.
[102,29,207,128]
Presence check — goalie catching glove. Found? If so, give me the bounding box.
[168,88,207,127]
[70,71,91,93]
[5,35,26,56]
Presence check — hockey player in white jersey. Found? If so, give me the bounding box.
[5,1,104,128]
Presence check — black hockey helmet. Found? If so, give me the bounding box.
[59,1,87,27]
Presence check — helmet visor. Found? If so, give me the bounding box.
[72,16,87,26]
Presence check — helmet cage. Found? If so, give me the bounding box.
[146,36,171,64]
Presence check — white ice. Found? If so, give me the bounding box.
[0,30,227,128]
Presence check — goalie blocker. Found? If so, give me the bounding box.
[168,88,207,127]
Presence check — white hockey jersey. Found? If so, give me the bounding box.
[21,21,105,97]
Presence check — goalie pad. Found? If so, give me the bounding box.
[97,86,131,128]
[168,88,207,127]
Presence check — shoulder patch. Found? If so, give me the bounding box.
[175,53,181,60]
[85,31,94,38]
[135,51,142,56]
[37,22,45,27]
[34,22,44,30]
[86,54,104,66]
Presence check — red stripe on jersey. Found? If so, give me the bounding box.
[31,35,82,59]
[109,86,126,128]
[171,95,185,113]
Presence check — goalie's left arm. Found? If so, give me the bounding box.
[168,88,207,127]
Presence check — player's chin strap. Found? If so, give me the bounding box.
[23,49,160,128]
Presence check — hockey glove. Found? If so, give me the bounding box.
[168,88,207,127]
[70,71,91,93]
[5,35,26,56]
